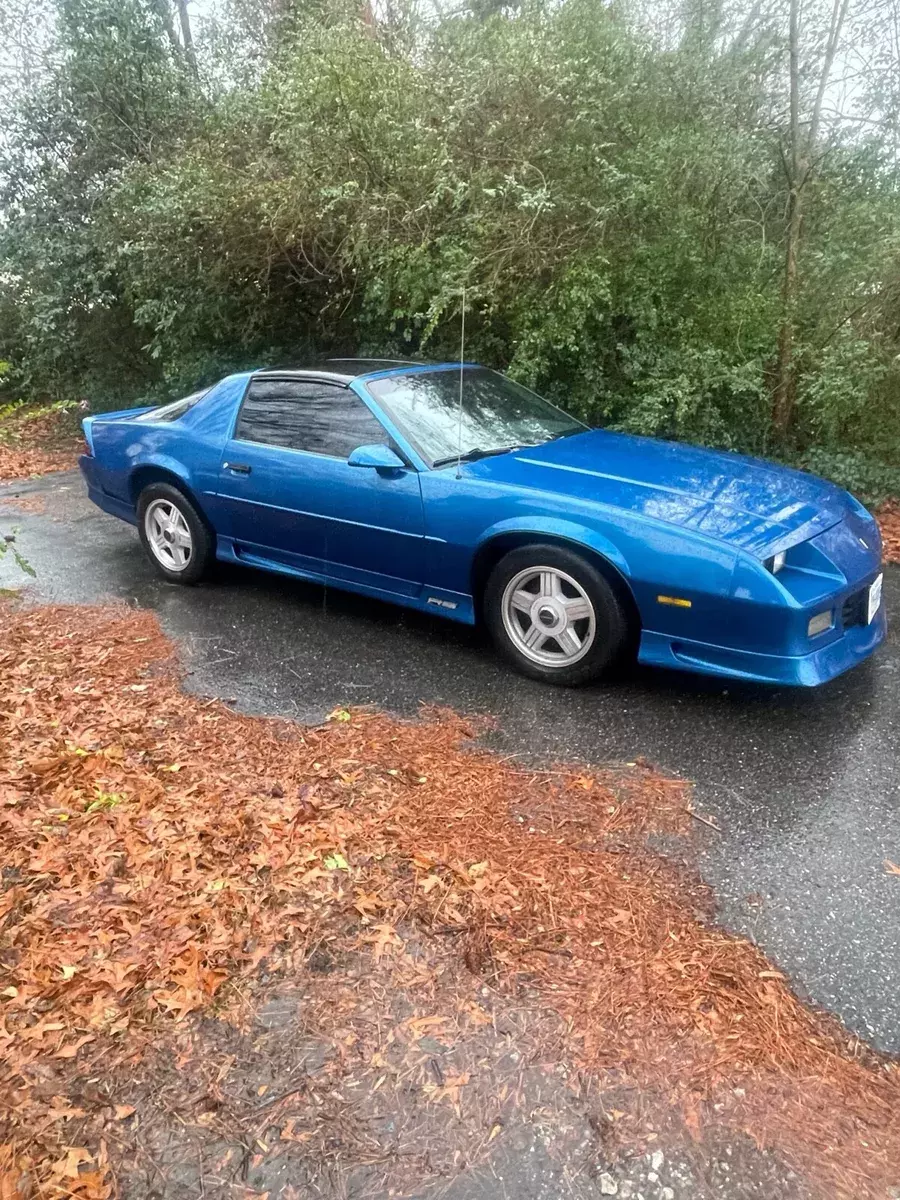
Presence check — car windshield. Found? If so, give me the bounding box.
[365,367,586,467]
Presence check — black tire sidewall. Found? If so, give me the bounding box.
[137,482,213,585]
[484,544,629,686]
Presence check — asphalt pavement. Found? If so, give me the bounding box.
[2,470,899,1056]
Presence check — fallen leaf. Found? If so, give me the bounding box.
[47,1103,87,1122]
[365,923,402,961]
[424,1071,470,1109]
[18,1019,65,1041]
[71,1170,112,1199]
[52,1146,93,1180]
[353,890,384,914]
[402,1014,450,1037]
[56,1034,96,1059]
[0,1164,20,1200]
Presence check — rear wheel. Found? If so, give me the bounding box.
[484,544,630,686]
[137,482,213,585]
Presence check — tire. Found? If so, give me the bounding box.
[137,482,214,585]
[484,544,631,686]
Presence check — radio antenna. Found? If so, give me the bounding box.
[455,285,466,480]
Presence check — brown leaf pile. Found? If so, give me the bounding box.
[1,603,899,1199]
[0,446,78,482]
[877,499,900,564]
[0,409,81,482]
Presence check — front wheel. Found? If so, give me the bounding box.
[484,544,630,686]
[137,482,214,585]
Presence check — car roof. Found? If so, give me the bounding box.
[253,358,432,384]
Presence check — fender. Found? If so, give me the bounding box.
[474,515,632,578]
[128,453,198,504]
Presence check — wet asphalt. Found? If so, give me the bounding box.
[2,471,899,1057]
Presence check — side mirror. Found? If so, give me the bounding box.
[347,444,406,473]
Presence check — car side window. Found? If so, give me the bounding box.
[235,379,388,458]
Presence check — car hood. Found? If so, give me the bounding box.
[471,430,848,555]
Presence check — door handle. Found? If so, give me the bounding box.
[224,462,251,475]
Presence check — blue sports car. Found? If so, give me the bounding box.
[79,359,886,687]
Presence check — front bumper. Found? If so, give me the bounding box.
[639,600,887,686]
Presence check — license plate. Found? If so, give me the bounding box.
[868,573,884,624]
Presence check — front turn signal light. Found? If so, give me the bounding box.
[808,610,834,638]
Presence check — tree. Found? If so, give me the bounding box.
[1,0,899,500]
[175,0,198,74]
[772,0,853,441]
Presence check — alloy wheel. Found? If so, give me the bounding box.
[501,565,596,667]
[144,499,193,572]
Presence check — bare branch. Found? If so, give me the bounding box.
[808,0,853,155]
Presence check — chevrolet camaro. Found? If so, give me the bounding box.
[79,359,886,687]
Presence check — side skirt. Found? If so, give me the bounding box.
[214,538,475,625]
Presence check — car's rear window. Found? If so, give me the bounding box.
[133,388,209,423]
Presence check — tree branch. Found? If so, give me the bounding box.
[807,0,852,157]
[175,0,198,77]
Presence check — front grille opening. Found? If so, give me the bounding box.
[842,588,867,629]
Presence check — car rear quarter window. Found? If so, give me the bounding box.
[235,379,387,458]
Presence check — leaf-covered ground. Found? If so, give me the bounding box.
[878,500,900,565]
[1,602,899,1199]
[0,408,82,482]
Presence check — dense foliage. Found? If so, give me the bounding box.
[1,0,900,498]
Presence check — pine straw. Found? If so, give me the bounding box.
[1,604,899,1199]
[878,500,900,565]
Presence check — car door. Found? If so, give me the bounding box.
[217,376,426,597]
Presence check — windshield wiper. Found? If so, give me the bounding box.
[546,426,588,442]
[431,445,525,468]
